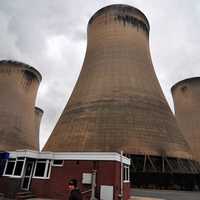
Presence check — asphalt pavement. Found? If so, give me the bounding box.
[130,189,200,200]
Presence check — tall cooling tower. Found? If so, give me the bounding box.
[172,77,200,162]
[44,5,200,188]
[0,60,42,151]
[44,4,191,158]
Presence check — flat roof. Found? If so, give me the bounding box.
[8,149,131,165]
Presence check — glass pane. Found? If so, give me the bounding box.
[123,167,126,180]
[126,168,128,181]
[5,161,15,175]
[0,160,6,175]
[14,161,24,176]
[53,160,63,165]
[25,162,33,176]
[34,162,46,177]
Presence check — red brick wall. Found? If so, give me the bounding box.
[97,160,120,199]
[31,160,93,199]
[0,160,130,200]
[0,176,21,198]
[31,160,130,200]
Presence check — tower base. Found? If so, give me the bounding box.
[130,154,200,190]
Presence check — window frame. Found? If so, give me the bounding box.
[33,159,52,179]
[3,158,26,178]
[123,165,130,183]
[51,160,64,167]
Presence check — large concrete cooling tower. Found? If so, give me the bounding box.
[44,4,200,189]
[44,4,191,158]
[0,60,42,151]
[172,77,200,162]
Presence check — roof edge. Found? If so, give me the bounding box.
[8,149,131,165]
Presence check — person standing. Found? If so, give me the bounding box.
[68,179,83,200]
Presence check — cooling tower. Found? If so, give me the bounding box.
[34,107,44,150]
[0,60,42,151]
[44,4,192,159]
[172,77,200,162]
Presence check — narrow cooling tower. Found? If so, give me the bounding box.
[44,4,192,160]
[172,77,200,161]
[0,60,42,151]
[34,107,44,150]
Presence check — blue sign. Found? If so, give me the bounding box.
[0,152,9,159]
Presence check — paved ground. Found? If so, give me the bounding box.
[2,189,200,200]
[26,189,200,200]
[130,189,200,200]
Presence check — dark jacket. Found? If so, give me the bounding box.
[69,189,83,200]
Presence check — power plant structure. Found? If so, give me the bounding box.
[0,60,42,151]
[34,107,44,150]
[44,4,200,189]
[0,4,200,197]
[172,77,200,162]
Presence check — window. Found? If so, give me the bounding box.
[34,162,46,177]
[14,160,24,176]
[3,158,25,177]
[4,159,15,175]
[52,160,64,167]
[123,165,130,182]
[33,160,51,179]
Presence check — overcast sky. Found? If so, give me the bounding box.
[0,0,200,149]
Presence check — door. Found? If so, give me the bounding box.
[21,160,34,190]
[100,185,113,200]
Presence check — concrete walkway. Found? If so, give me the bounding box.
[28,189,200,200]
[2,189,200,200]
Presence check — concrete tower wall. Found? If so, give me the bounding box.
[172,77,200,161]
[34,107,44,150]
[0,60,42,151]
[44,5,191,160]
